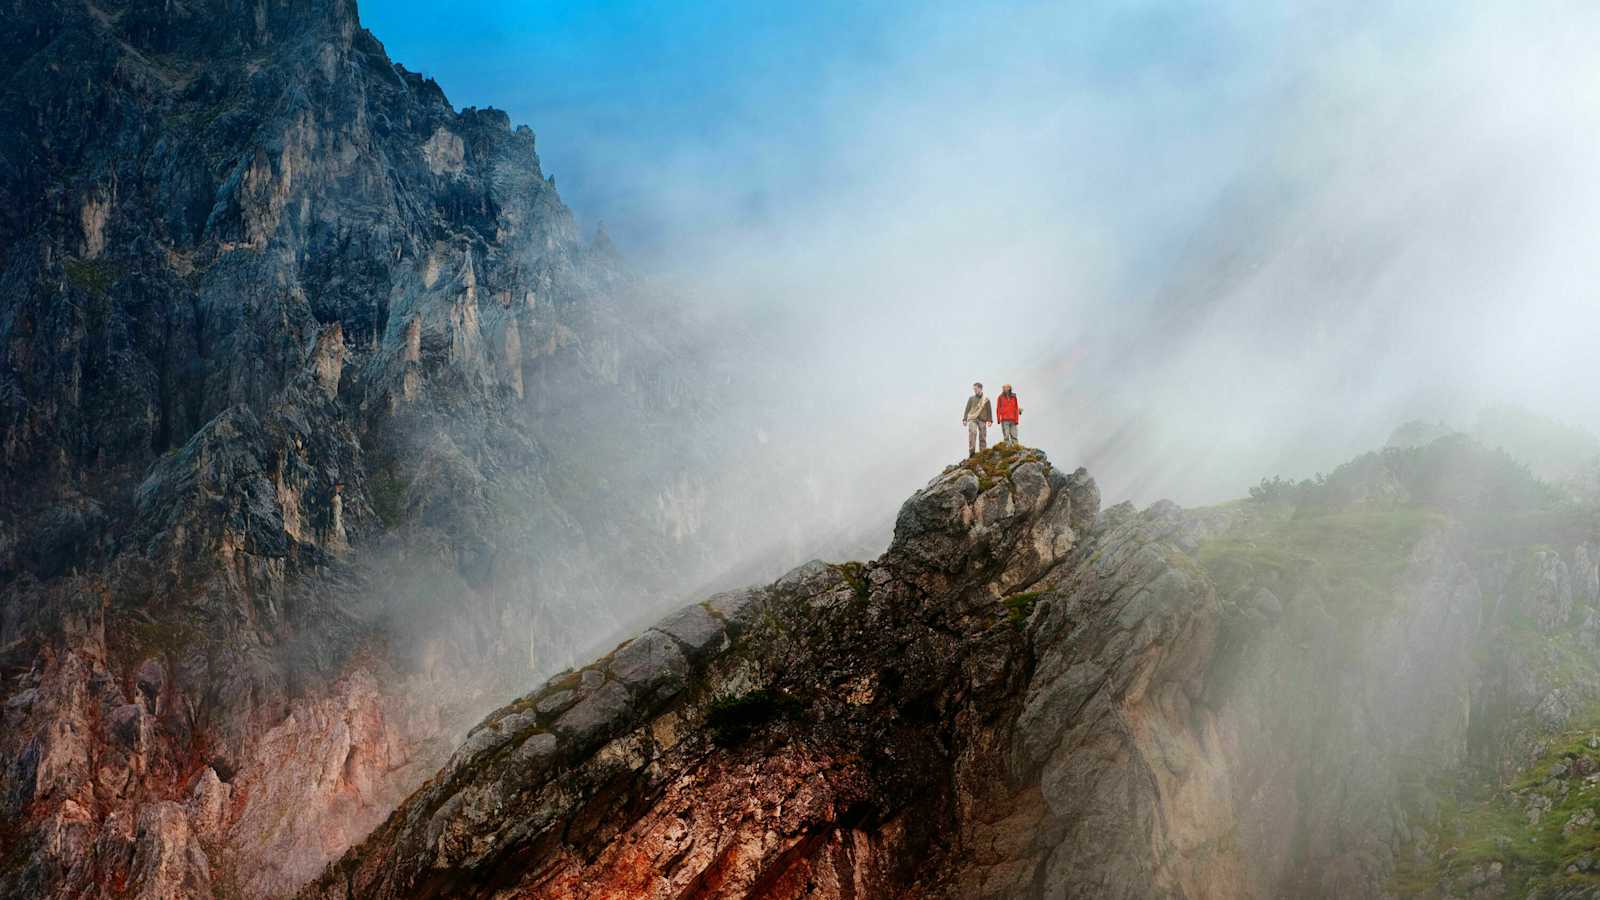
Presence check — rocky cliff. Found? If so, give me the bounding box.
[0,0,733,895]
[303,439,1600,899]
[7,3,1600,899]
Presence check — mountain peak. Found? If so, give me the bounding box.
[297,434,1600,899]
[302,447,1105,898]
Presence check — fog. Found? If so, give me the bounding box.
[612,0,1600,510]
[371,0,1600,520]
[356,0,1600,667]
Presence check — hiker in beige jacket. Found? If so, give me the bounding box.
[962,382,993,456]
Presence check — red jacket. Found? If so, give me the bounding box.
[996,392,1021,423]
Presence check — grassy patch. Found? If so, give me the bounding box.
[1196,506,1447,619]
[830,561,869,600]
[1251,437,1561,523]
[367,467,411,529]
[706,689,802,747]
[960,443,1047,493]
[1395,710,1600,897]
[63,257,125,334]
[1496,625,1599,690]
[1001,591,1044,626]
[63,257,124,298]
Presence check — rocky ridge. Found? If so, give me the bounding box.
[303,443,1101,898]
[305,439,1600,899]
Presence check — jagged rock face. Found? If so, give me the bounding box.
[300,447,1088,898]
[2,3,1595,897]
[304,443,1600,900]
[0,1,718,896]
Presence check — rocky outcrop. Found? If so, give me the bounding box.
[303,439,1600,900]
[302,444,1093,899]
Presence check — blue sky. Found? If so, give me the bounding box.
[360,1,1257,260]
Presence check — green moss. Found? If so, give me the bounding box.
[1291,437,1560,518]
[367,467,411,528]
[961,443,1047,494]
[1001,591,1044,626]
[63,257,123,298]
[63,257,125,334]
[830,561,869,600]
[1394,710,1600,897]
[114,616,200,666]
[706,689,801,747]
[1196,506,1447,619]
[1496,626,1598,690]
[484,669,581,729]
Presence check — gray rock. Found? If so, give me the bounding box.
[894,470,977,545]
[509,732,558,767]
[608,630,689,699]
[705,588,767,630]
[496,711,538,738]
[973,482,1016,528]
[1010,461,1052,513]
[4,689,39,712]
[653,603,728,658]
[448,725,510,774]
[1527,550,1576,633]
[1576,543,1600,607]
[552,680,632,746]
[289,439,1600,900]
[1538,689,1574,731]
[772,560,842,598]
[1250,587,1284,621]
[1062,467,1101,536]
[535,690,576,717]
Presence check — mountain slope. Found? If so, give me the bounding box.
[0,1,719,895]
[305,440,1599,899]
[303,444,1101,898]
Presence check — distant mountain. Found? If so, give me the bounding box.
[1387,406,1600,500]
[1470,405,1600,497]
[1387,419,1461,449]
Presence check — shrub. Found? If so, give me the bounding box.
[1001,591,1044,626]
[705,689,801,747]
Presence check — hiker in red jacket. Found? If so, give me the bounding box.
[996,384,1022,445]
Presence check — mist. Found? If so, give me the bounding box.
[365,0,1600,521]
[352,0,1600,670]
